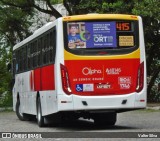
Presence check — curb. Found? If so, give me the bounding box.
[146,106,160,110]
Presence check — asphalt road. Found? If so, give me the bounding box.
[0,109,160,140]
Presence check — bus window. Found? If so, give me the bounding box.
[64,21,139,55]
[49,30,56,63]
[19,49,22,72]
[15,51,19,73]
[49,31,54,63]
[21,46,27,71]
[42,35,47,65]
[27,43,32,69]
[53,30,56,61]
[46,33,50,63]
[23,46,27,71]
[38,38,42,66]
[33,40,38,68]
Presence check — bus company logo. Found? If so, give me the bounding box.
[82,67,102,75]
[118,77,131,84]
[120,83,130,89]
[96,83,112,89]
[106,68,121,75]
[118,77,131,89]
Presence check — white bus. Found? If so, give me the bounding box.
[12,14,147,127]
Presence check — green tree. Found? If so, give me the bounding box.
[0,0,62,19]
[132,0,160,100]
[0,1,34,106]
[0,39,12,106]
[0,2,33,45]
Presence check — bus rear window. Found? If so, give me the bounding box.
[64,20,139,55]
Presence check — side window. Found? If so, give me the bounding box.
[21,46,27,71]
[33,40,38,68]
[42,31,56,65]
[21,48,23,71]
[47,33,50,63]
[15,46,27,73]
[15,51,19,73]
[53,29,56,63]
[30,43,34,69]
[23,46,27,71]
[19,49,22,72]
[38,38,42,66]
[42,35,47,65]
[49,28,56,63]
[28,43,32,69]
[50,31,53,63]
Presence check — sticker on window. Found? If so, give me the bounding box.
[119,36,134,46]
[83,84,94,92]
[76,84,94,92]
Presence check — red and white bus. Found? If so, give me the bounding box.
[12,14,146,127]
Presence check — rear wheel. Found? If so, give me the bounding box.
[93,112,117,126]
[37,97,45,127]
[16,100,28,121]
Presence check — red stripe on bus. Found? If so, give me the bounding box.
[34,64,55,91]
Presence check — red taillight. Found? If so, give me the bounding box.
[60,64,72,95]
[136,62,144,92]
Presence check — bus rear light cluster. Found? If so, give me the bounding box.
[136,62,144,92]
[60,64,72,95]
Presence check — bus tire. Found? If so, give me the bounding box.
[37,97,45,127]
[16,100,28,121]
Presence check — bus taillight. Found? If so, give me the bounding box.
[136,62,144,92]
[60,64,72,95]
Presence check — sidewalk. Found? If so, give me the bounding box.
[147,103,160,110]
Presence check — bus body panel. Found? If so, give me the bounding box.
[64,58,140,96]
[39,91,57,116]
[72,93,136,110]
[134,16,147,108]
[13,71,37,114]
[58,95,74,111]
[12,64,57,116]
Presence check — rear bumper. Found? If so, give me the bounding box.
[58,91,146,112]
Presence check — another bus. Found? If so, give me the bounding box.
[12,14,147,127]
